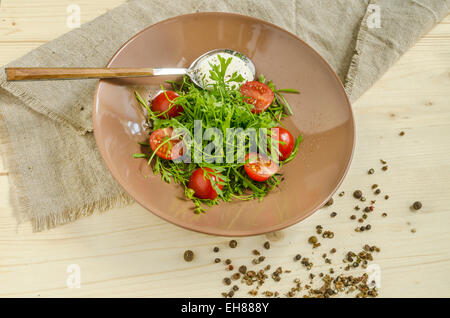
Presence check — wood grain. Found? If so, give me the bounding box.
[0,1,449,298]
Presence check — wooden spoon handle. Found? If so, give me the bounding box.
[5,67,155,81]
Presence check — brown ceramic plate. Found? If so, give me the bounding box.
[93,12,354,236]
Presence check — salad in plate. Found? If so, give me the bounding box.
[133,54,302,213]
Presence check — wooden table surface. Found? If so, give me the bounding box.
[0,0,449,298]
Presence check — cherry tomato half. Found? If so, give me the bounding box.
[240,81,274,114]
[188,168,224,200]
[244,153,278,182]
[149,127,183,160]
[151,91,183,118]
[271,126,295,161]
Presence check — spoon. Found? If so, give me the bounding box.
[5,48,256,89]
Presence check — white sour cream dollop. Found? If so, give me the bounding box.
[194,53,253,89]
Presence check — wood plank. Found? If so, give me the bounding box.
[0,1,449,297]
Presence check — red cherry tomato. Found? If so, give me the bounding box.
[244,153,278,182]
[240,81,274,114]
[188,168,224,200]
[149,127,183,160]
[271,127,295,161]
[151,91,183,118]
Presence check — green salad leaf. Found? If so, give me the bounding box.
[134,55,303,213]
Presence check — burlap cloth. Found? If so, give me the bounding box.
[0,0,448,231]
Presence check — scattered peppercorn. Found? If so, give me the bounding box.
[308,236,318,244]
[399,131,405,136]
[382,166,388,171]
[316,225,323,234]
[353,190,362,199]
[212,168,390,298]
[247,270,256,278]
[183,250,194,262]
[411,228,417,233]
[413,201,422,210]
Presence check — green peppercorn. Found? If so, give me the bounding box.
[353,190,362,199]
[183,250,194,262]
[413,201,422,210]
[238,265,247,274]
